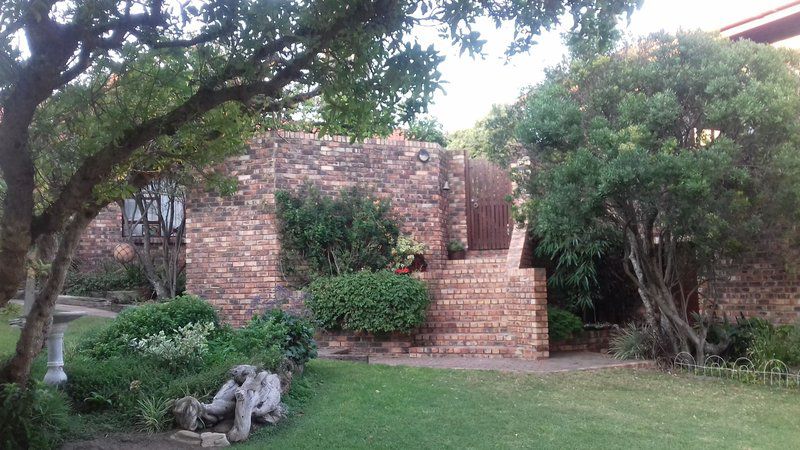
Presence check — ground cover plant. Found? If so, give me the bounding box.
[0,296,316,447]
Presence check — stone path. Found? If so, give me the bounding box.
[369,351,655,373]
[10,299,118,318]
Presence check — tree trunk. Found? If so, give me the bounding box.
[0,208,96,385]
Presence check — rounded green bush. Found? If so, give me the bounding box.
[78,294,218,359]
[547,306,583,342]
[306,271,429,333]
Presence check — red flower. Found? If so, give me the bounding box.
[394,267,410,274]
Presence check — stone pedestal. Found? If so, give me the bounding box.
[43,311,86,386]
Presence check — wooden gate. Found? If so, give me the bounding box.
[465,158,513,250]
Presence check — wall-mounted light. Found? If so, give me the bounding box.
[442,180,450,191]
[417,149,430,163]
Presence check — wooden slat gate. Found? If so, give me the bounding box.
[465,158,513,250]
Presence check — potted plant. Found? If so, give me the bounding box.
[447,240,466,260]
[391,235,427,273]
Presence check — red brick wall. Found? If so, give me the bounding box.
[185,131,448,325]
[75,204,123,269]
[711,239,800,325]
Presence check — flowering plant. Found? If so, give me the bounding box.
[390,235,426,271]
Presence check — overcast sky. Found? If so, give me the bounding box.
[424,0,796,132]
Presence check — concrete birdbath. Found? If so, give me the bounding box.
[43,309,87,386]
[21,269,87,386]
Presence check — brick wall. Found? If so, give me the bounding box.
[75,204,122,269]
[550,328,613,353]
[711,239,800,325]
[186,131,448,325]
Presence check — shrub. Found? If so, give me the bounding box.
[258,309,317,365]
[747,323,800,368]
[307,271,429,333]
[609,323,655,360]
[130,322,216,370]
[78,295,218,358]
[0,382,72,449]
[65,260,149,296]
[720,316,773,360]
[547,306,583,342]
[275,186,399,284]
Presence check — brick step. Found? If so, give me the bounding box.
[435,266,507,275]
[414,333,514,347]
[425,308,511,317]
[408,345,518,358]
[445,256,506,266]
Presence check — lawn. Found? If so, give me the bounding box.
[2,311,799,449]
[246,360,800,449]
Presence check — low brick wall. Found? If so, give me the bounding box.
[550,328,614,353]
[316,330,413,355]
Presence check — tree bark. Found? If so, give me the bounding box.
[0,207,98,385]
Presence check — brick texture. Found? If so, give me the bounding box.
[710,239,800,325]
[74,204,123,269]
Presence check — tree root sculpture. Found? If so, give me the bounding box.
[173,365,286,442]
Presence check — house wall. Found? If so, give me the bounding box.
[711,239,800,325]
[74,204,123,269]
[185,132,449,325]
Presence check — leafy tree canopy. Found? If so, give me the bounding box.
[514,31,800,358]
[404,115,448,146]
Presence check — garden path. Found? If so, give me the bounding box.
[369,351,654,373]
[9,300,118,318]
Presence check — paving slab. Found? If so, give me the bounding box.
[369,351,655,373]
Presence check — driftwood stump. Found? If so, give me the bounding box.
[173,365,286,443]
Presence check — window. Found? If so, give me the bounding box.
[122,194,185,238]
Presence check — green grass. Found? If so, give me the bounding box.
[2,313,799,449]
[246,360,800,449]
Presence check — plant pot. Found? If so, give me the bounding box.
[448,250,466,260]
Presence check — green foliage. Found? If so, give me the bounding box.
[547,306,584,342]
[515,31,800,316]
[0,302,21,319]
[404,116,448,146]
[130,322,216,370]
[275,186,399,284]
[447,104,520,165]
[259,309,318,366]
[65,262,149,297]
[307,271,429,333]
[136,395,173,434]
[446,240,465,252]
[746,322,800,368]
[389,235,427,270]
[0,382,72,450]
[78,295,218,359]
[609,323,655,360]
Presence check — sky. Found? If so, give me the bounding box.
[424,0,797,132]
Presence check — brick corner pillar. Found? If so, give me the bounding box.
[506,225,549,359]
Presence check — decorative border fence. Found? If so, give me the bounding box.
[673,352,800,388]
